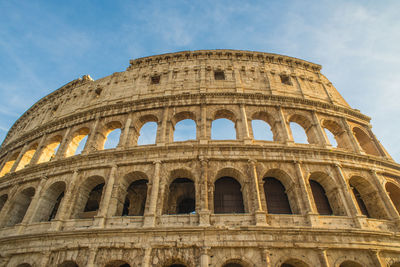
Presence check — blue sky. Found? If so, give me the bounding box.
[0,1,399,161]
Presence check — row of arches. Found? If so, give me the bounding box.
[15,258,399,267]
[1,166,400,228]
[0,108,384,177]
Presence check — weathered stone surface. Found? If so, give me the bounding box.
[0,50,399,267]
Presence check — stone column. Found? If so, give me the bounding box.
[86,246,98,267]
[10,143,29,172]
[0,152,13,174]
[199,104,208,144]
[200,247,210,267]
[119,117,132,149]
[40,251,52,267]
[18,176,48,233]
[249,160,267,225]
[370,170,400,222]
[311,110,329,146]
[144,161,161,227]
[51,170,79,231]
[317,249,330,267]
[333,164,364,228]
[142,247,152,267]
[277,106,292,144]
[240,104,251,143]
[55,127,72,159]
[95,165,117,228]
[156,107,169,145]
[199,157,210,226]
[83,116,100,154]
[371,250,385,267]
[29,133,47,165]
[262,248,271,267]
[341,118,362,153]
[294,161,316,225]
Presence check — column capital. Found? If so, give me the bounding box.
[153,160,162,165]
[248,159,257,165]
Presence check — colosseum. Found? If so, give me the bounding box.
[0,49,399,267]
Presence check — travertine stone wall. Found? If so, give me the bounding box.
[0,50,399,267]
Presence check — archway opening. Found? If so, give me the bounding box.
[6,187,35,227]
[353,127,380,156]
[290,122,308,144]
[58,261,79,267]
[386,182,400,214]
[352,186,370,218]
[309,180,333,215]
[15,144,38,171]
[214,177,244,214]
[174,119,196,141]
[138,122,157,145]
[263,177,292,214]
[65,128,90,157]
[211,118,236,140]
[339,260,363,267]
[252,119,273,141]
[165,178,195,214]
[84,183,105,212]
[0,194,7,212]
[104,128,122,149]
[32,181,66,222]
[122,179,148,216]
[37,135,62,163]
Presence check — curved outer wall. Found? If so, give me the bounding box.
[0,50,399,267]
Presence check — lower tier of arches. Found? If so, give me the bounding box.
[2,228,400,267]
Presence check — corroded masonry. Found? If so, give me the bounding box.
[0,50,399,267]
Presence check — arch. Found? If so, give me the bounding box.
[102,121,123,149]
[37,135,62,163]
[104,260,130,267]
[252,120,274,141]
[65,127,90,157]
[31,181,66,222]
[138,121,158,145]
[214,177,244,214]
[386,182,400,214]
[262,169,300,214]
[221,258,252,267]
[321,120,351,149]
[116,171,149,216]
[6,187,35,227]
[349,176,387,219]
[309,180,333,215]
[121,179,148,216]
[352,127,380,156]
[15,143,38,171]
[173,119,196,142]
[289,114,317,144]
[280,259,309,267]
[339,260,363,267]
[58,261,79,267]
[251,111,276,141]
[263,177,292,214]
[164,178,195,214]
[0,151,19,177]
[0,194,7,212]
[73,176,105,219]
[211,109,237,140]
[308,172,346,216]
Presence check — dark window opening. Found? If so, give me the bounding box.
[84,183,104,212]
[280,75,292,85]
[214,70,225,80]
[177,198,195,214]
[263,177,292,214]
[214,177,244,214]
[151,75,161,84]
[122,179,148,216]
[48,192,64,221]
[352,187,370,217]
[310,180,333,215]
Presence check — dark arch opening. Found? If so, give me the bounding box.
[6,187,35,227]
[214,177,244,214]
[223,264,243,267]
[352,187,370,217]
[339,260,363,267]
[58,261,79,267]
[309,180,333,215]
[84,183,105,212]
[263,177,292,214]
[0,194,8,212]
[165,178,195,214]
[122,179,148,216]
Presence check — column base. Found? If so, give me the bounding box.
[198,210,211,226]
[143,214,156,228]
[254,210,268,226]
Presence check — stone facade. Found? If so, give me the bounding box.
[0,50,399,267]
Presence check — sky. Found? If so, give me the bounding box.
[0,0,399,161]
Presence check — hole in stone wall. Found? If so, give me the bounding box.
[84,183,105,212]
[122,179,148,216]
[252,120,273,141]
[324,128,338,147]
[211,118,236,140]
[309,180,333,215]
[138,122,157,145]
[290,122,308,144]
[174,119,196,141]
[214,70,225,80]
[104,128,121,149]
[280,75,292,85]
[151,75,161,84]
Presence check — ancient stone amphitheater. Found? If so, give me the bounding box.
[0,50,400,267]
